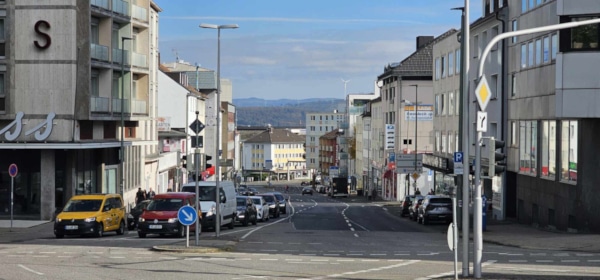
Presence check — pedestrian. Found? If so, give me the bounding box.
[415,188,421,195]
[285,185,289,193]
[147,187,156,199]
[135,187,146,204]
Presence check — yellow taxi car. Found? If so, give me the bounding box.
[54,193,126,238]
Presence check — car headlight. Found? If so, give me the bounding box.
[138,217,145,222]
[56,218,62,223]
[84,217,96,222]
[167,218,178,223]
[127,213,134,219]
[206,206,216,217]
[269,204,275,208]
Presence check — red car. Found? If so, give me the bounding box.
[137,192,200,238]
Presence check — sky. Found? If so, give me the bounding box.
[154,0,482,100]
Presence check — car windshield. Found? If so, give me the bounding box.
[273,194,284,201]
[182,186,217,201]
[62,199,103,212]
[236,197,246,206]
[430,198,452,204]
[252,198,261,204]
[146,198,183,211]
[261,195,274,202]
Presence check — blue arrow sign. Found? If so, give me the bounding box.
[177,205,197,226]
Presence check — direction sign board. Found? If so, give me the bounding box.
[8,163,17,178]
[177,205,197,226]
[475,76,492,111]
[189,119,205,134]
[329,166,339,178]
[453,152,464,175]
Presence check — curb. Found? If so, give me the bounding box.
[152,241,237,253]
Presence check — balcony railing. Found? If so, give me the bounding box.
[132,4,147,21]
[112,98,130,113]
[91,0,109,10]
[90,43,109,62]
[112,0,129,16]
[132,52,147,67]
[112,48,129,64]
[132,99,147,114]
[90,97,110,113]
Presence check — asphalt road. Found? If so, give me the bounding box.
[1,183,600,279]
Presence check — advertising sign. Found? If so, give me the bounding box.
[385,124,395,150]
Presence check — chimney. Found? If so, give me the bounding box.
[416,36,434,50]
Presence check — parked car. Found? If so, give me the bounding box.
[236,196,258,226]
[400,195,417,217]
[300,181,310,186]
[257,193,280,218]
[54,193,126,238]
[128,199,151,230]
[417,195,453,225]
[137,192,200,238]
[270,192,288,214]
[301,187,314,195]
[315,184,326,193]
[250,196,270,222]
[408,195,424,221]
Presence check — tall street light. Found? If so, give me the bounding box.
[403,84,419,194]
[120,36,132,211]
[200,23,238,238]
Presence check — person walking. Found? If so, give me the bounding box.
[135,187,146,204]
[147,187,156,199]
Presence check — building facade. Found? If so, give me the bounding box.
[0,0,160,220]
[305,111,344,177]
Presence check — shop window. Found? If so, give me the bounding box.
[560,120,577,182]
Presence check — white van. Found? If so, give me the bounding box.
[181,181,237,230]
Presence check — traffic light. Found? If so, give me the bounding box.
[181,155,187,169]
[488,137,506,176]
[205,154,213,170]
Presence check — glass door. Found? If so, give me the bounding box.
[104,167,117,194]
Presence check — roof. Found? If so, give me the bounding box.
[158,130,187,139]
[245,128,305,144]
[378,29,458,79]
[321,129,341,140]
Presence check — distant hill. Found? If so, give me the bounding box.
[234,98,345,127]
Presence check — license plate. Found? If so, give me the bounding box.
[149,225,162,229]
[65,225,78,230]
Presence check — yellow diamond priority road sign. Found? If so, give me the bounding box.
[475,76,492,111]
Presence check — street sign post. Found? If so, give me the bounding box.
[395,154,423,173]
[178,205,198,248]
[475,76,492,111]
[8,163,17,230]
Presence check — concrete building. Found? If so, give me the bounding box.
[305,111,345,178]
[0,0,161,220]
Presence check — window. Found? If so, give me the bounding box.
[490,74,498,99]
[435,95,440,116]
[489,0,495,14]
[448,92,454,116]
[551,33,558,60]
[543,36,550,63]
[541,121,556,178]
[535,39,542,65]
[511,121,517,146]
[435,131,440,152]
[441,133,447,154]
[521,0,527,13]
[511,74,517,97]
[491,26,499,51]
[528,42,534,67]
[455,91,460,115]
[441,56,446,78]
[448,132,454,154]
[448,52,454,76]
[512,20,518,43]
[91,70,99,97]
[561,120,577,182]
[455,49,461,73]
[435,57,441,80]
[519,121,537,176]
[473,35,479,58]
[570,17,599,50]
[521,44,527,68]
[0,17,4,57]
[0,72,4,112]
[441,93,446,115]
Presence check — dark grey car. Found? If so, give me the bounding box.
[417,195,453,225]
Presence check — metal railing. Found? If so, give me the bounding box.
[132,99,147,114]
[112,48,129,64]
[91,0,109,9]
[90,97,110,113]
[132,52,147,67]
[132,4,147,21]
[112,98,130,113]
[112,0,129,16]
[91,43,109,62]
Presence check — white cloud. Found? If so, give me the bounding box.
[238,56,277,65]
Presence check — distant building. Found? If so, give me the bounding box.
[305,112,345,177]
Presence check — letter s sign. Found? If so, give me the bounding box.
[34,20,51,49]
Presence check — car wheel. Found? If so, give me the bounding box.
[242,215,249,226]
[55,234,64,239]
[116,220,125,235]
[228,216,235,229]
[423,216,429,225]
[95,223,104,237]
[252,214,257,225]
[138,231,146,238]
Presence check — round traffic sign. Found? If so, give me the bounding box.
[8,163,18,178]
[177,205,198,226]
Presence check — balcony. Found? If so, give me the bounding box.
[112,0,129,16]
[132,99,147,114]
[91,0,109,10]
[132,52,147,67]
[132,4,147,21]
[90,43,109,62]
[112,98,130,114]
[90,97,110,113]
[112,48,129,64]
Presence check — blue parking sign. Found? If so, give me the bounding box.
[454,152,463,163]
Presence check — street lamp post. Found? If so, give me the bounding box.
[411,85,418,194]
[200,23,238,238]
[120,37,131,212]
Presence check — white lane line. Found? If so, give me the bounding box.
[32,255,49,258]
[39,252,56,254]
[576,253,593,257]
[260,258,278,261]
[285,259,303,261]
[109,256,125,259]
[561,260,579,263]
[307,243,322,245]
[508,260,527,263]
[588,260,600,262]
[536,260,553,263]
[354,233,359,237]
[18,264,44,276]
[159,257,178,260]
[323,254,339,256]
[417,260,496,280]
[347,254,363,256]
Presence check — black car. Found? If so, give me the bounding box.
[236,196,258,226]
[301,187,313,195]
[128,200,151,230]
[270,192,288,214]
[400,195,419,217]
[257,193,280,218]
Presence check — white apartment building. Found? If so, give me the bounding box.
[305,111,344,177]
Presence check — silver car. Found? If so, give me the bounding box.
[417,195,453,225]
[250,196,270,222]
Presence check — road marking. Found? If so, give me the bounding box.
[561,260,579,263]
[354,233,359,237]
[18,264,44,276]
[259,258,278,261]
[285,259,302,261]
[323,254,339,256]
[588,260,600,262]
[417,260,496,280]
[347,254,363,256]
[508,260,527,263]
[536,260,553,263]
[32,255,49,258]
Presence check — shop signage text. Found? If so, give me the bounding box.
[34,20,51,49]
[0,112,56,141]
